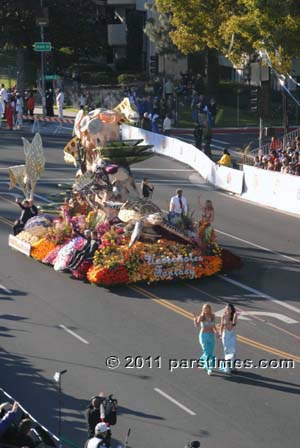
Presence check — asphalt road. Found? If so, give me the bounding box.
[0,128,299,448]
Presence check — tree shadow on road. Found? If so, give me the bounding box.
[0,348,87,447]
[219,370,300,395]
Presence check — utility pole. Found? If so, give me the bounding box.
[40,0,46,116]
[258,58,263,151]
[282,80,288,148]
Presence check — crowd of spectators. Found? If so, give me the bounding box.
[254,135,300,176]
[0,401,52,448]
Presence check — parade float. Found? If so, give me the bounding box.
[8,99,241,286]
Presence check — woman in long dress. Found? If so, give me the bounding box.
[198,196,215,252]
[219,303,237,373]
[193,303,219,376]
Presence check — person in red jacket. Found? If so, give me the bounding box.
[26,92,35,116]
[6,98,13,129]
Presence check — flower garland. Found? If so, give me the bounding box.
[31,238,56,261]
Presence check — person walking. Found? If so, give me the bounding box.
[56,88,64,119]
[141,178,154,198]
[193,303,219,375]
[219,303,237,374]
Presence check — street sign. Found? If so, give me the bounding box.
[45,75,60,80]
[34,42,52,52]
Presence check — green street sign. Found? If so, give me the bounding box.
[34,42,52,52]
[45,75,60,80]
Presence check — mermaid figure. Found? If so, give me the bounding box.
[193,303,218,376]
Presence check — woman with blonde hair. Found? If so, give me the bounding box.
[193,303,219,375]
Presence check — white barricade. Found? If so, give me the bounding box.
[214,165,244,195]
[242,165,300,215]
[121,125,244,194]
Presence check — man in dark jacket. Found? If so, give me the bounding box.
[13,198,38,235]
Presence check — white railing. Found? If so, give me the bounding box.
[250,127,300,157]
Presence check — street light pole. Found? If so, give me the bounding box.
[40,0,46,117]
[258,58,263,151]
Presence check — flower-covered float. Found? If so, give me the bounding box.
[8,99,241,286]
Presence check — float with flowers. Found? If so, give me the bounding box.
[8,99,241,286]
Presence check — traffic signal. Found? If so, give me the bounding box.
[249,86,261,114]
[150,54,159,74]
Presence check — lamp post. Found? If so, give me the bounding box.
[36,0,48,117]
[53,369,68,441]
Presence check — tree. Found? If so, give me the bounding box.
[0,0,108,92]
[154,0,300,73]
[144,2,181,57]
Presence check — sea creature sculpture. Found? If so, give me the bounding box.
[8,133,45,199]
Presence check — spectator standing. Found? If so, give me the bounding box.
[191,90,200,122]
[15,94,23,129]
[6,98,13,130]
[269,135,282,151]
[0,95,4,127]
[56,89,64,119]
[0,401,19,438]
[141,178,154,198]
[46,89,54,116]
[203,120,212,157]
[26,92,35,116]
[193,124,203,150]
[163,113,172,135]
[208,97,217,127]
[164,78,173,97]
[141,112,152,131]
[151,113,160,134]
[0,84,7,117]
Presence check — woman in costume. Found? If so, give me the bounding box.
[193,303,218,375]
[198,196,215,252]
[219,303,237,374]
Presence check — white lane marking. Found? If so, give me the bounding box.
[215,307,297,323]
[242,312,298,324]
[216,229,300,264]
[0,284,12,294]
[219,275,300,314]
[154,388,196,416]
[59,324,89,344]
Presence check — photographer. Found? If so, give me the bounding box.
[86,394,117,439]
[84,422,110,448]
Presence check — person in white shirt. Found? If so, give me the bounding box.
[0,96,4,127]
[169,189,188,216]
[163,113,172,135]
[15,94,23,128]
[0,84,8,103]
[56,89,64,119]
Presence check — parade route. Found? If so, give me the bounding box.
[0,129,299,448]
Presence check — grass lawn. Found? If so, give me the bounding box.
[177,102,290,128]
